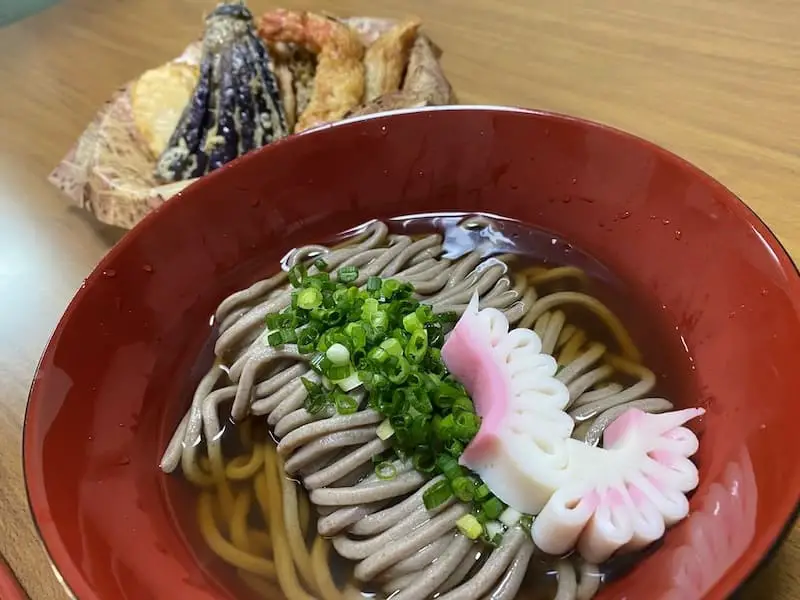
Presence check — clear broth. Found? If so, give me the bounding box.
[167,213,699,599]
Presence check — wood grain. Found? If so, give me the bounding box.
[0,0,798,598]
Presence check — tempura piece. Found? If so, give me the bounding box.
[402,34,454,105]
[155,3,288,183]
[258,9,365,132]
[270,43,317,132]
[346,32,454,117]
[131,63,199,158]
[363,18,421,101]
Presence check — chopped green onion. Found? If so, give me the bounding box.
[301,377,328,414]
[499,507,522,527]
[386,356,411,384]
[409,391,433,414]
[297,287,323,310]
[405,329,428,363]
[326,343,350,365]
[402,312,424,333]
[454,411,480,439]
[376,419,395,440]
[266,328,297,346]
[456,514,483,540]
[334,393,358,414]
[300,377,319,393]
[381,279,401,298]
[424,321,444,348]
[452,396,475,414]
[415,305,432,321]
[368,346,389,364]
[265,272,494,501]
[337,266,359,283]
[344,322,367,349]
[422,479,453,510]
[361,297,379,318]
[445,440,464,457]
[519,515,534,530]
[288,264,307,287]
[309,352,327,374]
[413,450,437,474]
[313,257,328,271]
[482,497,506,520]
[370,310,388,330]
[335,372,362,392]
[484,520,505,544]
[327,364,351,381]
[380,338,404,357]
[437,311,459,323]
[474,484,491,501]
[435,414,456,441]
[375,461,397,480]
[452,476,475,502]
[437,455,463,481]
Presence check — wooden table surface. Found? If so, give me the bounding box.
[1,0,798,598]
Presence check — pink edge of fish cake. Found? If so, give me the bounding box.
[441,306,509,465]
[603,407,706,450]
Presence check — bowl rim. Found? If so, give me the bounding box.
[23,104,800,600]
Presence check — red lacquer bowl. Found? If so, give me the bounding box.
[25,106,800,600]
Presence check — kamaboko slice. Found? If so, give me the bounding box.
[442,292,705,563]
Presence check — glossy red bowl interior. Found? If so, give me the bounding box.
[25,106,800,600]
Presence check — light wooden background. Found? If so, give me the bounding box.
[0,0,798,598]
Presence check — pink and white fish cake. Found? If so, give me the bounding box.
[442,293,705,563]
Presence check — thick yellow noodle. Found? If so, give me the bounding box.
[197,492,277,577]
[194,422,344,599]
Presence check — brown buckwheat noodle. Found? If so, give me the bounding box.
[160,216,672,600]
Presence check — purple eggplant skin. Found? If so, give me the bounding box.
[155,2,289,183]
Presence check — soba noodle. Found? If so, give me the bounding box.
[160,216,673,600]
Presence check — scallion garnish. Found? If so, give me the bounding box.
[335,372,362,392]
[484,520,505,545]
[261,269,510,539]
[456,514,483,540]
[474,483,491,501]
[402,312,423,333]
[482,496,506,520]
[337,265,359,283]
[297,287,323,310]
[437,455,463,480]
[375,461,397,480]
[452,476,475,502]
[334,392,358,415]
[423,479,453,510]
[405,329,428,363]
[499,507,522,527]
[413,449,437,474]
[376,419,395,440]
[326,343,350,366]
[288,264,307,287]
